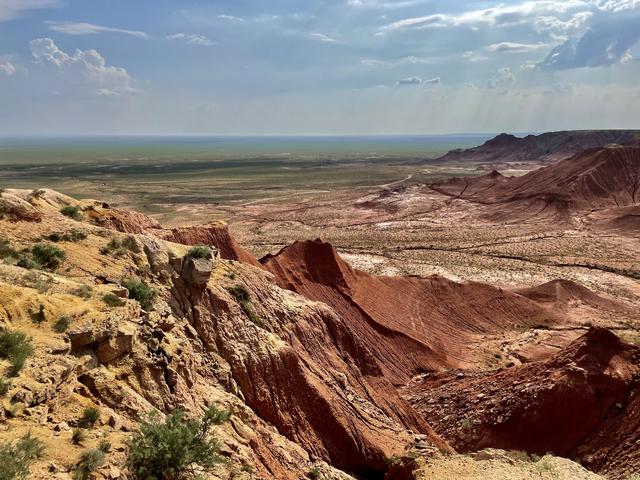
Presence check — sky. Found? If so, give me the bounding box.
[1,0,640,135]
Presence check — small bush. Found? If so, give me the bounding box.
[31,244,66,270]
[307,466,322,480]
[47,230,87,243]
[73,448,105,480]
[71,428,86,445]
[0,433,45,480]
[98,440,111,454]
[101,236,139,256]
[0,239,20,261]
[0,330,33,376]
[103,294,125,308]
[79,406,100,428]
[124,279,157,311]
[186,246,211,259]
[23,272,53,293]
[72,285,93,299]
[31,304,46,325]
[127,405,231,480]
[60,205,83,220]
[0,377,11,396]
[53,315,72,333]
[227,285,265,328]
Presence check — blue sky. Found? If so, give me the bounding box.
[1,0,640,135]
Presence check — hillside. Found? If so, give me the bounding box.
[435,130,640,165]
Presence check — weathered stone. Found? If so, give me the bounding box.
[95,325,137,364]
[67,323,109,348]
[180,257,213,285]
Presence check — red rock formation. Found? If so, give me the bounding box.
[261,239,563,382]
[87,206,161,234]
[403,328,640,479]
[436,130,640,165]
[160,224,261,267]
[434,145,640,220]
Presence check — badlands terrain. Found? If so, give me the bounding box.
[0,131,639,479]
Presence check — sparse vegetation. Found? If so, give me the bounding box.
[101,235,140,257]
[60,205,83,220]
[0,330,34,375]
[31,243,66,270]
[23,271,54,293]
[73,448,106,480]
[98,439,112,454]
[72,284,93,299]
[186,245,211,259]
[71,428,87,445]
[307,466,322,480]
[103,293,126,308]
[0,376,11,396]
[46,229,87,243]
[53,315,72,333]
[0,433,45,480]
[126,404,231,480]
[79,406,100,428]
[461,417,474,430]
[124,279,157,310]
[31,304,46,325]
[227,285,266,328]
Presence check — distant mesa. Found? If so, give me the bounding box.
[436,130,640,165]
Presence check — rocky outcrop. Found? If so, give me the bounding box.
[403,328,640,479]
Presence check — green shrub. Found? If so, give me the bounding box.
[0,376,11,396]
[101,236,139,256]
[186,246,211,259]
[98,440,111,454]
[0,330,33,376]
[79,406,100,428]
[307,466,322,480]
[227,285,265,328]
[124,280,157,310]
[103,294,125,308]
[46,230,87,243]
[0,433,45,480]
[71,428,86,445]
[31,244,66,270]
[53,315,72,333]
[0,239,20,261]
[60,205,83,220]
[127,405,231,480]
[72,285,93,299]
[72,448,105,480]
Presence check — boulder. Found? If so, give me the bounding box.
[180,257,213,285]
[95,324,137,364]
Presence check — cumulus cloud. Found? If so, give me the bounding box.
[424,77,440,85]
[0,60,16,76]
[46,21,148,38]
[538,7,640,69]
[167,33,216,46]
[0,0,58,22]
[396,76,423,85]
[488,42,552,53]
[29,38,138,96]
[488,68,516,89]
[217,14,245,22]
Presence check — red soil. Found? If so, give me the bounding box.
[260,239,564,383]
[403,328,640,479]
[434,145,640,220]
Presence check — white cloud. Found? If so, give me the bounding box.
[0,60,15,76]
[424,77,440,85]
[217,14,245,22]
[309,33,340,43]
[0,0,58,22]
[45,21,148,38]
[488,42,552,53]
[396,76,422,85]
[382,1,589,32]
[29,38,138,96]
[488,67,516,89]
[167,33,216,46]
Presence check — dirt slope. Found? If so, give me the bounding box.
[403,328,640,479]
[260,239,574,381]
